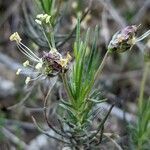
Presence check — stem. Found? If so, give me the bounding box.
[103,133,123,150]
[48,22,56,49]
[137,142,142,150]
[138,62,150,111]
[41,25,52,49]
[99,125,104,144]
[43,81,68,138]
[94,50,110,82]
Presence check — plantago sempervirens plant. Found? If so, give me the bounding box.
[10,11,150,149]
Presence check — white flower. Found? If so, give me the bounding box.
[25,77,31,85]
[16,68,22,75]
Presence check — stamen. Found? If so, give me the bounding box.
[20,43,41,61]
[17,45,39,62]
[136,29,150,42]
[30,74,44,81]
[25,77,31,84]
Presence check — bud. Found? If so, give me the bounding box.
[36,14,51,24]
[42,50,71,76]
[108,25,138,53]
[42,51,62,76]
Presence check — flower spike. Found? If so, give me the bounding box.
[108,25,150,53]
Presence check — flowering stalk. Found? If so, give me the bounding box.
[92,49,110,85]
[90,25,150,89]
[9,14,71,85]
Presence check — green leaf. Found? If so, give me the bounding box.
[88,98,107,104]
[60,99,74,109]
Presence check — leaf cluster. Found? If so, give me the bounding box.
[59,18,106,134]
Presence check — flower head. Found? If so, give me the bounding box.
[108,25,138,53]
[10,32,71,83]
[42,50,72,76]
